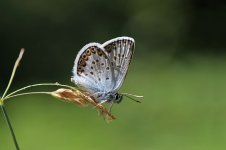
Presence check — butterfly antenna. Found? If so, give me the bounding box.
[121,93,143,103]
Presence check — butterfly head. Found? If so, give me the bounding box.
[114,93,123,104]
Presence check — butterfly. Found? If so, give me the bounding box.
[71,36,142,112]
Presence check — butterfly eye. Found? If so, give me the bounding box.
[86,49,91,56]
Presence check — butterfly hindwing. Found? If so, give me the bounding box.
[72,43,115,94]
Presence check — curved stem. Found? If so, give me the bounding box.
[2,49,24,99]
[4,83,76,100]
[1,105,20,150]
[4,92,51,101]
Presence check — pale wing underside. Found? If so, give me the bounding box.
[102,37,135,91]
[72,43,115,94]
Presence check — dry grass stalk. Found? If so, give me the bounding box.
[52,88,116,122]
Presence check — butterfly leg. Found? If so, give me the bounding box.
[97,99,108,106]
[108,101,114,113]
[93,99,109,109]
[93,100,107,110]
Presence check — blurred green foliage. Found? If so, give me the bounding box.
[1,58,226,150]
[1,0,225,82]
[0,0,226,149]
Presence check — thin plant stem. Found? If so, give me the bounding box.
[4,83,76,100]
[1,105,20,150]
[0,49,76,150]
[2,49,25,99]
[4,92,51,100]
[1,48,24,150]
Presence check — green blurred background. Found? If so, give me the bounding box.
[1,0,226,149]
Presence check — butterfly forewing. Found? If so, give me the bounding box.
[72,43,115,95]
[102,37,135,91]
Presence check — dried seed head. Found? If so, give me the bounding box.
[51,88,116,122]
[51,88,88,105]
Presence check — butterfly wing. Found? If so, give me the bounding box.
[72,43,116,96]
[101,37,135,91]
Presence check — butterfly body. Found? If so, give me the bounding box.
[94,91,123,104]
[72,36,134,104]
